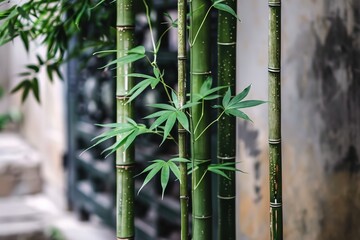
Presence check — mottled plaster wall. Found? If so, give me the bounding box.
[0,36,67,208]
[236,0,360,239]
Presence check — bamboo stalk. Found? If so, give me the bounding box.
[268,0,283,239]
[177,0,189,239]
[190,0,212,239]
[217,0,237,239]
[116,0,135,239]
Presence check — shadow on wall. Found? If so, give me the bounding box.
[311,1,360,239]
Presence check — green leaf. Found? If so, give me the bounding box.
[176,111,189,132]
[150,112,171,130]
[90,0,107,10]
[162,112,176,144]
[26,64,39,73]
[160,163,170,199]
[19,32,29,52]
[222,88,231,107]
[149,103,176,111]
[101,54,145,69]
[31,78,40,103]
[128,45,146,55]
[168,161,181,183]
[144,110,171,119]
[225,109,252,122]
[138,163,163,195]
[170,157,190,163]
[171,91,179,109]
[208,168,230,180]
[16,6,29,20]
[213,3,241,21]
[127,79,151,103]
[228,85,251,106]
[231,100,266,109]
[182,102,200,109]
[126,73,155,79]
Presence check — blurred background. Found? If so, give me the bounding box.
[0,0,359,240]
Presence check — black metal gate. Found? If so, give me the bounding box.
[66,1,185,239]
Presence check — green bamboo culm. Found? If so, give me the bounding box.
[268,0,283,239]
[190,0,212,239]
[116,0,135,239]
[177,0,189,239]
[217,0,237,239]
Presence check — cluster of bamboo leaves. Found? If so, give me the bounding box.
[0,0,115,102]
[90,0,264,199]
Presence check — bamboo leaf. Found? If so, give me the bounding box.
[231,100,266,109]
[160,162,170,199]
[176,111,189,132]
[124,128,139,150]
[171,91,179,109]
[134,162,160,178]
[127,80,151,103]
[208,168,230,180]
[31,77,40,103]
[150,112,171,130]
[101,54,145,69]
[228,84,251,106]
[26,64,40,73]
[128,45,146,54]
[126,73,155,79]
[144,110,171,119]
[170,157,190,163]
[222,88,231,107]
[149,103,176,111]
[182,102,200,109]
[168,161,181,183]
[138,163,163,195]
[162,112,176,144]
[225,109,252,122]
[213,3,241,21]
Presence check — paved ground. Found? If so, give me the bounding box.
[0,195,114,240]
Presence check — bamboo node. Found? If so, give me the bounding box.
[270,202,282,208]
[116,25,135,30]
[116,163,136,170]
[217,195,236,200]
[117,237,134,240]
[268,2,281,7]
[217,41,236,46]
[116,95,130,100]
[178,128,187,133]
[194,215,212,219]
[268,67,281,73]
[217,156,236,160]
[190,71,211,76]
[178,56,187,60]
[180,195,189,199]
[269,138,281,144]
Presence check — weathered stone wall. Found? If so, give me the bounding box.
[236,0,360,239]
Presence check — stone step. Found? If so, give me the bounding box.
[0,133,42,197]
[0,195,114,240]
